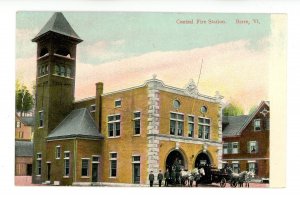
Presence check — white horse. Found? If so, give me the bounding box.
[180,170,191,186]
[243,171,255,187]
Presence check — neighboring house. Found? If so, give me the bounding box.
[15,114,35,140]
[31,12,223,185]
[15,140,33,176]
[222,101,270,179]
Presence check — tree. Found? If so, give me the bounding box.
[223,103,244,116]
[16,82,34,116]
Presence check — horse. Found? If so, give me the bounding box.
[226,167,254,187]
[243,171,255,187]
[180,170,191,186]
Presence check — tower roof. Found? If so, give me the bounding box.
[47,108,103,140]
[32,12,82,42]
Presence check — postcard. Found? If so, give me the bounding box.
[15,11,286,188]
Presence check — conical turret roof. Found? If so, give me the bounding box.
[32,12,82,42]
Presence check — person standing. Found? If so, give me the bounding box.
[149,171,154,187]
[157,170,163,187]
[164,169,170,187]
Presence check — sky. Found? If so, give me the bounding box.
[16,12,273,113]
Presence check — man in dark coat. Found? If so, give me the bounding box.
[149,171,154,187]
[164,169,170,186]
[157,170,163,187]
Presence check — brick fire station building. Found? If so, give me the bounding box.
[32,12,223,185]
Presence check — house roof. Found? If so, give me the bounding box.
[20,117,35,126]
[222,115,249,137]
[47,108,103,140]
[15,141,33,157]
[32,12,82,42]
[222,101,270,137]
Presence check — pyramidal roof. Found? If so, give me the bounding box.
[47,108,103,140]
[32,12,82,42]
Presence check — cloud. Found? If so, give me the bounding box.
[16,38,270,113]
[16,28,39,58]
[78,39,126,64]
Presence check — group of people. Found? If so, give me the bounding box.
[148,169,172,187]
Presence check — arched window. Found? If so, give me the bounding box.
[39,48,49,57]
[55,47,71,58]
[55,65,60,75]
[60,66,65,76]
[66,67,71,77]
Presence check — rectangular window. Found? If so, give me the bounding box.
[39,111,44,127]
[110,152,117,177]
[36,153,42,175]
[81,159,89,177]
[133,112,141,135]
[232,142,239,154]
[56,146,61,159]
[254,119,261,131]
[265,118,270,130]
[248,162,256,173]
[115,99,121,108]
[170,112,184,136]
[132,155,140,163]
[64,151,70,176]
[198,117,210,139]
[248,141,258,153]
[223,143,228,154]
[16,121,21,128]
[188,116,194,137]
[92,156,99,162]
[232,162,240,173]
[90,104,96,113]
[108,115,121,137]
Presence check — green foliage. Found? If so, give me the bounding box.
[223,103,244,116]
[16,83,34,115]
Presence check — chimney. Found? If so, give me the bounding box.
[95,82,103,131]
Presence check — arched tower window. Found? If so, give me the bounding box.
[66,67,71,77]
[39,48,49,57]
[55,47,71,58]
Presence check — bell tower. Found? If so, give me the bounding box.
[32,12,82,183]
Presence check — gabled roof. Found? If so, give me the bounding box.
[222,115,249,137]
[222,101,270,137]
[47,108,103,140]
[32,12,82,42]
[15,141,33,157]
[20,117,35,126]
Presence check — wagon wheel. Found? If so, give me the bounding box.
[220,178,226,187]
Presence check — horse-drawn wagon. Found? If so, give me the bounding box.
[195,165,230,187]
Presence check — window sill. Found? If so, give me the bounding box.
[37,74,49,79]
[133,134,141,137]
[81,176,90,179]
[52,74,74,80]
[107,136,120,139]
[36,175,41,177]
[38,127,44,129]
[56,158,61,160]
[63,176,70,178]
[109,177,117,179]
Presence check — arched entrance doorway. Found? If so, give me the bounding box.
[194,152,211,168]
[165,149,186,173]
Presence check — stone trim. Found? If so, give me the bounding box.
[76,77,221,103]
[147,79,160,183]
[223,157,269,161]
[148,134,222,146]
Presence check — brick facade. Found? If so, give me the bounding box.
[222,102,270,179]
